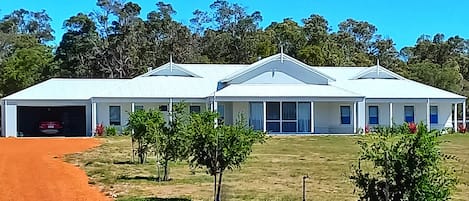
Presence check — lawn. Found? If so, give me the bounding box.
[65,135,469,201]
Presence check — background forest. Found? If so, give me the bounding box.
[0,0,468,99]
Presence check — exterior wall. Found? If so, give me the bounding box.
[314,102,354,134]
[366,102,452,130]
[95,102,207,132]
[4,104,17,137]
[232,102,249,125]
[365,103,391,127]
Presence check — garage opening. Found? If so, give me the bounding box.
[17,106,86,137]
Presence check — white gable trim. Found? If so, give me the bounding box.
[351,65,405,80]
[140,63,202,78]
[220,53,336,84]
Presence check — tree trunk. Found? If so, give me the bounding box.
[213,173,217,201]
[216,171,223,201]
[163,160,169,181]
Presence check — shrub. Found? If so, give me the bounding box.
[458,123,466,133]
[95,123,104,136]
[105,126,118,136]
[351,122,458,200]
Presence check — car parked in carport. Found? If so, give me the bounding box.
[39,121,63,135]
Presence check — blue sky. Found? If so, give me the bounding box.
[1,0,468,50]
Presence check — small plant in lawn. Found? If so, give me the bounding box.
[155,102,191,181]
[105,126,118,136]
[189,112,267,201]
[127,109,165,164]
[351,122,458,200]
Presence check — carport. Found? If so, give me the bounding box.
[17,106,86,137]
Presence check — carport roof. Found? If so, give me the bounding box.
[2,78,126,100]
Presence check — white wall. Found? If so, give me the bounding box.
[232,102,249,125]
[4,104,17,137]
[96,102,131,131]
[365,103,390,127]
[314,102,354,134]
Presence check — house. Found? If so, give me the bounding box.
[1,53,466,137]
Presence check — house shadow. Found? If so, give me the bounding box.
[122,198,191,201]
[117,175,158,181]
[113,160,135,165]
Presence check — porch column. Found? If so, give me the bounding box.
[426,99,430,130]
[131,102,135,113]
[263,101,267,132]
[310,101,315,134]
[169,98,173,122]
[389,102,393,128]
[454,103,458,131]
[92,101,97,136]
[462,100,466,128]
[353,102,357,133]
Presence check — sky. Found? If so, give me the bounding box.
[1,0,468,50]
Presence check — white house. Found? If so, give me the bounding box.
[1,53,466,137]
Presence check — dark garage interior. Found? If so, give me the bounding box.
[17,106,86,137]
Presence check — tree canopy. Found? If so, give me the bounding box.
[1,0,469,98]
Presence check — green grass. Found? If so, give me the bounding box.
[65,135,469,201]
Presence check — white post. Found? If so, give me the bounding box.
[311,101,315,134]
[169,98,173,122]
[263,101,267,132]
[389,102,393,128]
[426,99,430,130]
[454,103,458,131]
[131,102,135,113]
[462,100,466,128]
[353,102,357,133]
[92,101,97,136]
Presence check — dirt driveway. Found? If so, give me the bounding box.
[0,138,110,201]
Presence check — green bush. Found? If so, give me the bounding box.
[105,126,118,136]
[351,122,458,200]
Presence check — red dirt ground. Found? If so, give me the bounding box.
[0,138,111,201]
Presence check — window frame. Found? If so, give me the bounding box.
[430,105,438,124]
[404,105,415,123]
[135,105,144,111]
[340,105,351,125]
[368,106,379,125]
[109,105,121,126]
[189,105,201,113]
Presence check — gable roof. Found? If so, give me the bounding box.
[140,63,201,78]
[350,65,405,80]
[220,53,336,84]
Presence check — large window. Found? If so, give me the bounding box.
[430,106,438,124]
[109,106,121,125]
[249,102,263,130]
[266,102,281,132]
[369,106,379,124]
[282,102,297,132]
[298,102,311,133]
[404,106,414,123]
[340,106,351,124]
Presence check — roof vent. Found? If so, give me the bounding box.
[147,67,152,72]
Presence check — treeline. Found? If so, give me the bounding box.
[0,0,468,97]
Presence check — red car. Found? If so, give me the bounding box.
[39,121,63,135]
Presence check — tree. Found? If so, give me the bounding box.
[351,123,458,200]
[189,112,267,201]
[155,103,191,181]
[0,9,54,43]
[127,109,165,164]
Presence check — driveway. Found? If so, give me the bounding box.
[0,138,110,201]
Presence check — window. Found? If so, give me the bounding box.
[218,104,225,125]
[190,105,201,113]
[249,102,263,130]
[340,106,351,124]
[282,102,297,132]
[430,106,438,124]
[109,106,121,125]
[266,102,280,132]
[159,105,168,111]
[135,105,144,111]
[404,106,414,123]
[369,106,379,124]
[297,102,311,133]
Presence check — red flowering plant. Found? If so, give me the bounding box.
[408,122,417,134]
[364,125,370,134]
[95,123,105,136]
[458,123,466,133]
